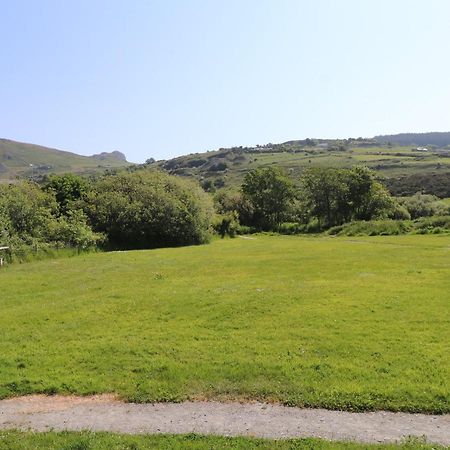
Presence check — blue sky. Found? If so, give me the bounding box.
[1,0,449,162]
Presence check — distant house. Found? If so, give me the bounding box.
[414,147,429,152]
[317,143,329,149]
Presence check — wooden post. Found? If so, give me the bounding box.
[0,246,9,267]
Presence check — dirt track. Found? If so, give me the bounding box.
[0,395,449,445]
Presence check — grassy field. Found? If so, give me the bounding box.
[0,432,443,450]
[0,235,449,412]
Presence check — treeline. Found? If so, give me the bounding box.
[214,166,450,235]
[1,166,449,262]
[0,171,213,261]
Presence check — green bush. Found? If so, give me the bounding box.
[242,167,295,230]
[300,166,397,228]
[0,182,102,262]
[43,174,89,213]
[235,224,256,235]
[83,171,214,249]
[1,171,215,261]
[214,189,254,226]
[389,203,411,220]
[412,216,450,234]
[276,222,306,235]
[327,216,450,237]
[328,220,413,236]
[44,210,104,249]
[398,193,450,219]
[212,212,239,238]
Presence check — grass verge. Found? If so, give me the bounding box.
[0,432,445,450]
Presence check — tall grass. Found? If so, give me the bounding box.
[1,244,98,265]
[328,216,450,236]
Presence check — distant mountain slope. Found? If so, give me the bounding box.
[0,138,130,180]
[375,132,450,148]
[144,136,450,197]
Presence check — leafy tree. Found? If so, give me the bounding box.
[242,167,295,230]
[44,209,104,250]
[214,189,254,226]
[299,167,344,227]
[0,181,101,259]
[343,166,395,222]
[44,174,89,213]
[83,171,214,249]
[213,211,239,238]
[0,181,56,237]
[300,167,397,228]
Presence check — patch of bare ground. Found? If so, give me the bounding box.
[0,396,449,445]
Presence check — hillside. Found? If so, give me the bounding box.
[375,131,450,147]
[144,135,450,197]
[0,138,131,180]
[4,133,450,196]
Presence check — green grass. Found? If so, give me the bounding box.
[0,235,449,412]
[0,432,444,450]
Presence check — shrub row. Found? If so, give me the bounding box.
[0,171,214,262]
[327,216,450,236]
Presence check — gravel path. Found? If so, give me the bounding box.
[0,395,449,445]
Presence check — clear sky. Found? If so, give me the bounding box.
[1,0,449,162]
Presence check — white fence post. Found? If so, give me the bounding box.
[0,246,9,267]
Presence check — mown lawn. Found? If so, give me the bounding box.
[0,432,444,450]
[0,235,449,412]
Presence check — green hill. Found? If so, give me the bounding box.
[4,133,450,197]
[145,136,450,197]
[375,131,450,147]
[0,138,131,180]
